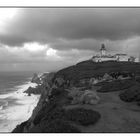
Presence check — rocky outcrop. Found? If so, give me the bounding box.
[41,72,55,86]
[24,72,56,96]
[31,73,41,84]
[24,85,46,96]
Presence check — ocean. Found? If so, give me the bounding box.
[0,71,40,132]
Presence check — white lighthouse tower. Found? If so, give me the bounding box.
[100,44,106,56]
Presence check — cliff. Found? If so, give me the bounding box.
[31,73,41,84]
[12,60,140,133]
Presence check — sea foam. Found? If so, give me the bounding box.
[0,81,40,132]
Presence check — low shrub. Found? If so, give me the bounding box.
[119,84,140,102]
[33,107,101,131]
[42,107,65,122]
[30,119,81,133]
[43,119,81,133]
[94,81,109,87]
[64,108,101,126]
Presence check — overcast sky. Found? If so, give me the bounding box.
[0,8,140,72]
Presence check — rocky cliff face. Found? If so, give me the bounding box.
[12,61,140,133]
[31,73,41,84]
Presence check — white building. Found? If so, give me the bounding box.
[92,44,138,62]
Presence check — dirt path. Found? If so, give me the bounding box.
[66,89,140,132]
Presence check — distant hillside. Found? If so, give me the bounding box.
[55,60,140,82]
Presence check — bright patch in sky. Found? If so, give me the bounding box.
[0,8,18,26]
[23,42,47,52]
[46,48,57,56]
[46,48,62,60]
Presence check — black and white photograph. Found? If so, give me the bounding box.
[0,6,140,134]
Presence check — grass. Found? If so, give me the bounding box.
[55,61,140,83]
[97,79,136,92]
[30,119,81,133]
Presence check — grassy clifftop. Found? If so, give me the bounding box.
[55,60,140,82]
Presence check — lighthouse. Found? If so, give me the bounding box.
[100,44,106,56]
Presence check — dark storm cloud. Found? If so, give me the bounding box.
[0,34,31,46]
[1,8,140,48]
[50,39,100,51]
[1,8,140,71]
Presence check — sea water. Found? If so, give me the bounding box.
[0,71,40,132]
